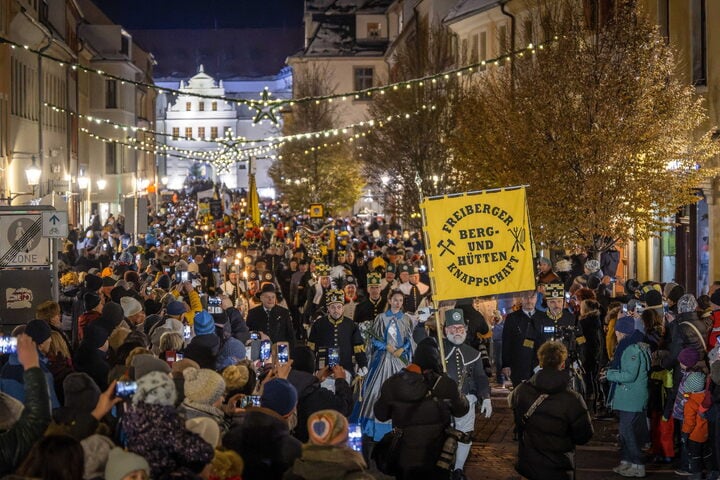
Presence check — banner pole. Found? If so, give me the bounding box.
[416,174,447,372]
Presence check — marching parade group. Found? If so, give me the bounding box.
[0,188,719,480]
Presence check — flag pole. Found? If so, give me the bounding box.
[416,174,447,372]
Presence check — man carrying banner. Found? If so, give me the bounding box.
[443,308,493,480]
[523,283,585,374]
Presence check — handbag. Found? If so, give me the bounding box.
[372,427,403,475]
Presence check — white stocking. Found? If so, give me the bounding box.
[454,441,472,470]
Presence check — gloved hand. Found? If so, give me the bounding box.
[480,398,493,418]
[355,366,368,377]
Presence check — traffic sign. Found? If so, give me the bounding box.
[42,211,68,238]
[0,214,50,267]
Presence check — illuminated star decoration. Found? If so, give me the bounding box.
[251,87,281,125]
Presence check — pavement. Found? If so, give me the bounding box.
[464,385,680,479]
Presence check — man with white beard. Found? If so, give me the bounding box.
[443,308,493,480]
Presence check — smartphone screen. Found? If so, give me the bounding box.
[183,325,192,340]
[277,342,289,364]
[260,340,271,361]
[175,353,184,360]
[176,271,189,283]
[241,395,261,408]
[347,423,362,452]
[622,304,628,313]
[208,296,222,314]
[0,336,18,355]
[328,347,340,367]
[115,381,138,398]
[165,350,176,365]
[250,331,260,340]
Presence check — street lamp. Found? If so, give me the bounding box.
[96,179,107,190]
[25,156,42,196]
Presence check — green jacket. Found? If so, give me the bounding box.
[607,342,651,412]
[0,367,52,475]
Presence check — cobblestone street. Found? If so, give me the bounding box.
[465,386,679,479]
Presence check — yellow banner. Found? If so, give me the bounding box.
[421,187,535,301]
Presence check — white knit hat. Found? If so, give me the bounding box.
[121,296,143,318]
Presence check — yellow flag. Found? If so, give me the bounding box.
[248,173,260,226]
[421,186,535,301]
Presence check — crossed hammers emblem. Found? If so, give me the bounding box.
[437,238,456,256]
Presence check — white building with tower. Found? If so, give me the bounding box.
[155,65,291,196]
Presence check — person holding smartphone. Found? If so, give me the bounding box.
[307,290,367,376]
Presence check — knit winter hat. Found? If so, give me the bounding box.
[133,371,177,407]
[157,274,171,290]
[413,337,442,373]
[84,291,101,311]
[711,289,720,307]
[644,289,663,307]
[25,319,51,345]
[222,364,250,391]
[167,301,188,316]
[104,447,150,480]
[291,346,316,374]
[0,392,23,430]
[678,294,699,314]
[132,354,171,380]
[63,372,102,411]
[121,297,143,318]
[186,417,221,448]
[667,284,685,304]
[183,367,226,406]
[684,371,706,393]
[97,302,125,332]
[678,347,702,368]
[663,282,679,300]
[171,358,200,378]
[102,276,116,287]
[83,323,110,350]
[584,259,601,273]
[85,273,103,291]
[211,450,244,480]
[307,409,349,446]
[215,337,247,371]
[81,434,116,480]
[193,310,215,336]
[614,316,635,335]
[261,378,298,416]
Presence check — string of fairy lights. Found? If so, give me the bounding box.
[1,34,551,121]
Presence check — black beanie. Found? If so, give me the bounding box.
[291,346,316,374]
[25,320,51,346]
[668,285,685,304]
[63,372,101,411]
[94,302,124,332]
[711,289,720,307]
[644,289,663,307]
[84,274,103,292]
[84,291,101,311]
[82,323,110,350]
[413,337,442,373]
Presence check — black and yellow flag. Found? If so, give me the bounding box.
[421,186,535,301]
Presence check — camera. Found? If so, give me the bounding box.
[115,381,138,398]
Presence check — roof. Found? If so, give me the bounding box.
[444,0,500,24]
[302,14,389,57]
[129,27,303,78]
[306,0,394,15]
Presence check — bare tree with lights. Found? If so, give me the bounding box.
[270,65,364,213]
[362,19,467,226]
[451,0,718,256]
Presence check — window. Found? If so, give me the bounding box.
[583,0,615,30]
[211,101,217,111]
[120,34,130,56]
[498,25,508,55]
[691,0,707,86]
[461,38,468,65]
[185,127,192,139]
[185,102,191,111]
[172,127,179,140]
[523,18,533,45]
[479,31,488,69]
[367,22,380,38]
[198,102,205,111]
[354,67,373,99]
[210,127,218,139]
[105,143,118,174]
[105,80,117,108]
[658,0,669,42]
[224,126,233,137]
[470,34,478,63]
[198,127,205,139]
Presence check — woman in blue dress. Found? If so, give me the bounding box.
[358,289,414,442]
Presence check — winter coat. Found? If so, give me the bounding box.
[0,353,60,409]
[607,342,651,413]
[0,368,52,476]
[120,402,214,479]
[579,311,603,373]
[510,368,593,480]
[222,407,302,480]
[287,370,354,443]
[683,392,709,443]
[283,444,375,480]
[662,312,708,373]
[72,344,110,391]
[183,333,221,370]
[708,309,720,349]
[373,366,469,475]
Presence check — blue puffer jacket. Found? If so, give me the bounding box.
[0,352,60,409]
[607,341,651,412]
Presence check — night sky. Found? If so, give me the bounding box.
[92,0,304,29]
